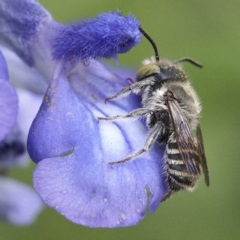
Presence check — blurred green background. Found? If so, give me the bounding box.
[2,0,240,239]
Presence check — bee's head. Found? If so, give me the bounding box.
[137,27,203,83]
[136,57,188,83]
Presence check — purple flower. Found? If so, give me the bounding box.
[0,0,168,228]
[0,51,18,142]
[0,87,43,170]
[0,125,44,227]
[0,176,43,226]
[0,50,44,225]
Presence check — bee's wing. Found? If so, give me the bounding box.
[196,124,210,186]
[166,98,201,176]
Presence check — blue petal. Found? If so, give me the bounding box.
[0,176,43,226]
[29,61,168,227]
[27,71,96,163]
[0,51,18,142]
[34,149,166,228]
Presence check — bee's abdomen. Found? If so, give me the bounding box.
[165,137,200,191]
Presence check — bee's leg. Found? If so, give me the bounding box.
[126,77,134,84]
[105,78,153,102]
[161,190,176,202]
[109,123,163,166]
[98,108,152,121]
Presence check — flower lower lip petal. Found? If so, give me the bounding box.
[33,146,166,228]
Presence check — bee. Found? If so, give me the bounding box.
[98,27,209,201]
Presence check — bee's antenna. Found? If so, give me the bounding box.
[139,27,159,63]
[174,58,203,68]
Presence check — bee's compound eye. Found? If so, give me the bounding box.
[136,63,160,81]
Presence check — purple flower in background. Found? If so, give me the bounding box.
[0,0,168,228]
[0,176,43,226]
[0,50,44,225]
[0,51,18,142]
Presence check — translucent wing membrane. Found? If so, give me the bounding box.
[196,124,210,186]
[166,95,201,177]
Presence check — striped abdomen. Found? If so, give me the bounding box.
[165,133,201,192]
